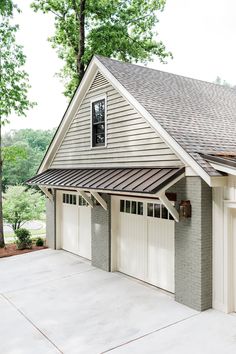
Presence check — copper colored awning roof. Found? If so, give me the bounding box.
[26,167,185,194]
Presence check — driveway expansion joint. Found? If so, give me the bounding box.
[101,312,200,353]
[1,293,63,354]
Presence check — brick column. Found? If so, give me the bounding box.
[91,194,111,271]
[171,177,212,311]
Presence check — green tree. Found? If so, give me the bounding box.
[0,1,35,247]
[2,129,55,188]
[31,0,172,97]
[3,186,45,231]
[214,76,236,88]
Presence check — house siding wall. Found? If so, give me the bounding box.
[170,176,212,311]
[51,71,181,168]
[91,194,111,271]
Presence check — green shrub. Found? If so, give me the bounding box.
[15,228,32,250]
[36,237,44,247]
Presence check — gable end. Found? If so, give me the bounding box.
[50,71,182,169]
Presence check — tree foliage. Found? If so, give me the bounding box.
[0,2,35,247]
[31,0,172,97]
[0,0,15,16]
[214,76,236,89]
[3,186,45,231]
[0,7,35,122]
[2,128,55,189]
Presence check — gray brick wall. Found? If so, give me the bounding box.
[170,177,212,311]
[91,194,111,271]
[46,190,56,249]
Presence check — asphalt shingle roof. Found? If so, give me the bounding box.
[96,56,236,176]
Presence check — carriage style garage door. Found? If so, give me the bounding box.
[113,196,175,293]
[61,192,91,260]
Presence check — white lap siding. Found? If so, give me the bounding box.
[51,72,181,168]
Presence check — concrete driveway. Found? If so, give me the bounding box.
[1,250,236,354]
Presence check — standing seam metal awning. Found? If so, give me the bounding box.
[26,167,185,194]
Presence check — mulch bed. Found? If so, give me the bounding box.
[0,243,48,258]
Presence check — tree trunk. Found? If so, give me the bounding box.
[78,0,86,81]
[0,119,5,248]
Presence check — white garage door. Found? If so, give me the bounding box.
[61,192,91,260]
[113,197,175,293]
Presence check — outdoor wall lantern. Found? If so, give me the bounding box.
[179,200,191,219]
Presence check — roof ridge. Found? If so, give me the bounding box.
[95,55,236,94]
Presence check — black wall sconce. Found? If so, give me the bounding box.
[179,200,191,219]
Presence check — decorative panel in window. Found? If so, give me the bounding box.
[63,193,77,205]
[92,99,105,147]
[120,200,143,215]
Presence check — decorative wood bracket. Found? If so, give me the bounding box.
[157,192,179,222]
[90,191,107,210]
[40,187,53,201]
[77,189,94,207]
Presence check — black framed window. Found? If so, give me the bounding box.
[92,99,105,147]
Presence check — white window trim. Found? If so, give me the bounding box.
[90,93,107,149]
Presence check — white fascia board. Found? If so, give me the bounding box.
[36,184,170,200]
[93,57,212,186]
[38,58,99,174]
[210,162,236,177]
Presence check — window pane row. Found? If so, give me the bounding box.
[120,200,143,215]
[62,194,88,206]
[147,203,174,220]
[119,200,174,220]
[63,194,76,205]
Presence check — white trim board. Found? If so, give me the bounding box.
[210,162,236,176]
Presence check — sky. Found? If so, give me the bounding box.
[5,0,236,131]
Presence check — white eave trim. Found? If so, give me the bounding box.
[210,162,236,176]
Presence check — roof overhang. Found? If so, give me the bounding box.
[27,167,185,222]
[27,167,185,195]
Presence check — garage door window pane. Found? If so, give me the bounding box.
[137,202,143,215]
[131,201,136,214]
[120,200,125,212]
[162,206,168,219]
[147,203,153,217]
[125,200,131,213]
[63,193,77,205]
[154,204,161,218]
